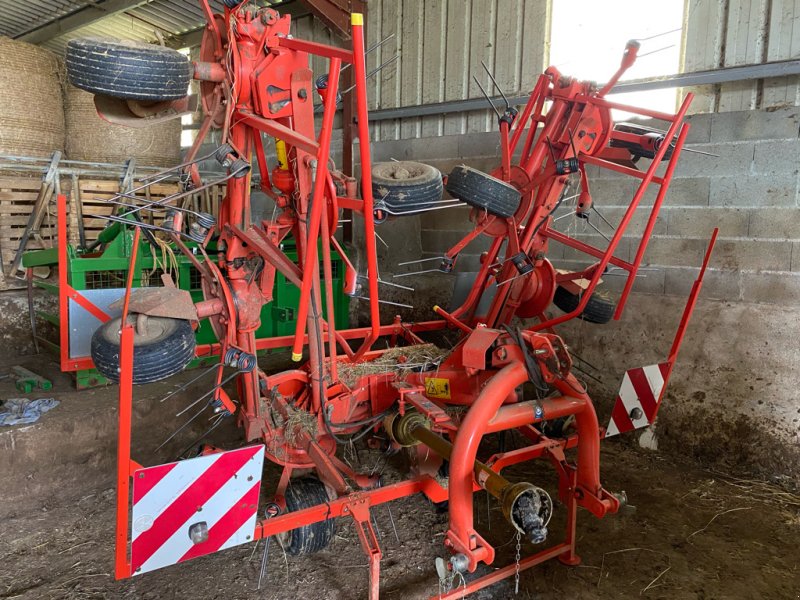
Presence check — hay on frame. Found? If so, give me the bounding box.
[338,343,449,388]
[0,37,65,158]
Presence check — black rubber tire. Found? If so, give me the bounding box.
[91,315,196,384]
[281,478,336,555]
[611,122,675,161]
[552,286,616,324]
[66,39,192,102]
[371,161,443,213]
[445,166,521,218]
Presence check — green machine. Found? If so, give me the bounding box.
[23,224,350,389]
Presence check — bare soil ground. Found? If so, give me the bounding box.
[1,355,798,600]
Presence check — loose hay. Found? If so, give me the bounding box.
[338,343,449,387]
[0,37,65,157]
[283,403,318,445]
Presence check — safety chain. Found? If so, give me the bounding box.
[514,530,522,594]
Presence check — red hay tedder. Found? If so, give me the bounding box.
[60,1,717,597]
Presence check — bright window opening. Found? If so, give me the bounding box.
[549,0,684,119]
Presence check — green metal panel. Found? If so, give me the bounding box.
[23,228,350,386]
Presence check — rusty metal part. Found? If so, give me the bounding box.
[109,287,198,322]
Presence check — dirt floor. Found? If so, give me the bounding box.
[1,354,799,600]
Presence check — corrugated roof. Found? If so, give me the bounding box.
[3,0,229,54]
[0,0,95,39]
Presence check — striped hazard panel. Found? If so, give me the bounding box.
[605,363,670,437]
[131,445,265,574]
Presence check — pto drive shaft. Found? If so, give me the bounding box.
[388,412,552,543]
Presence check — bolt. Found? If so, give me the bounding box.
[298,88,308,99]
[629,407,644,420]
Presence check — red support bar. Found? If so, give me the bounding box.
[349,13,381,360]
[530,94,692,331]
[236,111,320,156]
[580,154,665,184]
[667,228,718,367]
[114,324,134,579]
[57,194,70,372]
[615,119,692,317]
[66,285,112,323]
[290,56,342,361]
[583,93,678,122]
[276,36,354,63]
[542,228,633,271]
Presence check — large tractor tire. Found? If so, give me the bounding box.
[445,166,521,218]
[552,286,617,324]
[280,478,337,555]
[66,39,192,102]
[372,161,443,214]
[91,315,196,384]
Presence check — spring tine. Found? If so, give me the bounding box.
[375,230,389,249]
[353,295,413,309]
[392,268,444,278]
[472,75,501,120]
[341,33,396,74]
[175,414,227,459]
[569,350,601,372]
[372,514,383,541]
[381,202,464,216]
[585,218,611,242]
[637,43,676,58]
[160,363,221,403]
[554,210,577,222]
[481,60,510,110]
[683,147,719,157]
[592,205,616,230]
[359,274,415,291]
[176,371,240,417]
[156,403,209,452]
[339,54,400,96]
[257,535,272,590]
[398,256,443,266]
[386,505,400,542]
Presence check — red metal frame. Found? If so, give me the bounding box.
[97,6,715,599]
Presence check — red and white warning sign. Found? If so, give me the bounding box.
[605,363,670,437]
[131,445,265,574]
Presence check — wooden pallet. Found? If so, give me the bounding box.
[0,170,227,291]
[0,176,71,290]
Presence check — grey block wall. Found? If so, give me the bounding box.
[377,107,800,308]
[367,106,800,480]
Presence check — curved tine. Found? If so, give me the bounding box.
[382,202,464,216]
[117,167,246,219]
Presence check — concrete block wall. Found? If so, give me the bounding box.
[380,107,800,308]
[367,105,800,481]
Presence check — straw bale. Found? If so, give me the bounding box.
[0,37,65,158]
[65,85,182,167]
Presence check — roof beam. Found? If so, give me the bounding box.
[16,0,152,45]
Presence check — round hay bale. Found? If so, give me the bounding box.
[0,37,65,158]
[65,85,182,167]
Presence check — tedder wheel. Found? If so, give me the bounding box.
[66,39,193,102]
[371,161,443,214]
[552,286,617,324]
[280,477,337,555]
[446,165,521,219]
[91,315,196,384]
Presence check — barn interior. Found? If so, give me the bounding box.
[0,1,798,599]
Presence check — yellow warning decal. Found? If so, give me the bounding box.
[424,377,451,400]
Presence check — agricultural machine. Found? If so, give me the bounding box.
[60,1,716,597]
